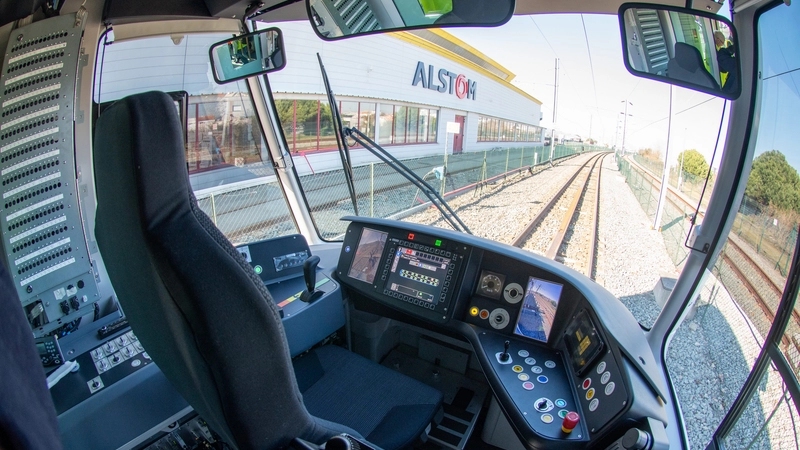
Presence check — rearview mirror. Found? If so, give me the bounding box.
[307,0,515,40]
[619,3,741,100]
[210,28,286,84]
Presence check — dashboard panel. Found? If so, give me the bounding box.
[337,217,669,449]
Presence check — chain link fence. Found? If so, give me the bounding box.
[192,143,605,243]
[300,143,605,239]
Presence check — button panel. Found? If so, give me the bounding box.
[479,332,582,440]
[50,328,155,416]
[575,352,628,435]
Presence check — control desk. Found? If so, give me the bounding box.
[336,217,669,450]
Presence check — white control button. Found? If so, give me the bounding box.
[531,366,543,374]
[544,360,556,369]
[601,371,611,384]
[605,382,616,396]
[518,350,529,357]
[596,361,607,374]
[589,398,599,412]
[525,357,536,365]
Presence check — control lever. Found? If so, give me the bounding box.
[300,256,323,303]
[500,340,510,362]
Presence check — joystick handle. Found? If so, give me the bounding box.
[300,256,323,303]
[500,340,510,362]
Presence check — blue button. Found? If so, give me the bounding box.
[345,246,351,253]
[555,398,567,408]
[537,375,549,384]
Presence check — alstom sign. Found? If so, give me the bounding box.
[412,61,477,100]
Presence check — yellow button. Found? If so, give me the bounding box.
[512,365,523,373]
[541,414,554,424]
[586,388,596,400]
[469,306,479,316]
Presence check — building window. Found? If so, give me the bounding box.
[379,104,394,145]
[477,115,542,143]
[276,98,438,152]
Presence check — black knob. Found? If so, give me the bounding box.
[622,428,650,450]
[537,400,548,410]
[300,256,323,303]
[500,340,510,362]
[325,435,352,450]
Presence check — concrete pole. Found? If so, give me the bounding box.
[654,86,674,231]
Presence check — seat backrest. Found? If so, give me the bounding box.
[667,42,719,90]
[93,91,344,449]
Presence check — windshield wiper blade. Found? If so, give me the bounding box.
[317,53,359,215]
[343,127,472,235]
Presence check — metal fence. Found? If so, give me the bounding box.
[618,158,695,267]
[622,156,797,276]
[632,153,716,208]
[300,143,605,239]
[192,143,605,243]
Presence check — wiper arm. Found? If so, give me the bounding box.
[344,127,472,235]
[317,53,359,215]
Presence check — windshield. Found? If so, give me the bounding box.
[261,13,798,448]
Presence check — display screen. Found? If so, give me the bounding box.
[513,277,563,343]
[564,310,604,374]
[386,246,451,304]
[348,228,389,284]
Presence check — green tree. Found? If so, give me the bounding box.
[676,149,710,178]
[638,148,661,161]
[745,150,800,212]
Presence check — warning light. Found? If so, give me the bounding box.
[435,239,442,247]
[469,306,479,317]
[408,233,415,240]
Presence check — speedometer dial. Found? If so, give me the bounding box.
[477,270,506,299]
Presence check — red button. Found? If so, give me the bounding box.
[582,378,591,390]
[562,411,580,433]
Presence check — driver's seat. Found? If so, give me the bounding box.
[93,91,442,450]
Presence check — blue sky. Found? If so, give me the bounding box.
[752,4,800,169]
[449,13,736,169]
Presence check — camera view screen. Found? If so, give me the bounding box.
[386,246,451,304]
[347,228,388,284]
[514,277,564,343]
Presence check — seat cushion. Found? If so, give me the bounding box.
[294,345,443,449]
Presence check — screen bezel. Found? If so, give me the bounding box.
[512,276,564,343]
[347,227,389,284]
[384,245,452,307]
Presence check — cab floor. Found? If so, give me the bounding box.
[380,344,493,450]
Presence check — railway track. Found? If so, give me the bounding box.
[626,158,800,365]
[207,152,584,243]
[511,152,608,278]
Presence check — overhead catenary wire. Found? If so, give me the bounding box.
[629,97,719,135]
[580,15,600,114]
[528,16,606,136]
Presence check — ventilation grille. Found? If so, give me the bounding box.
[635,10,669,75]
[0,13,98,337]
[328,0,381,34]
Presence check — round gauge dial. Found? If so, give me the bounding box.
[480,274,503,296]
